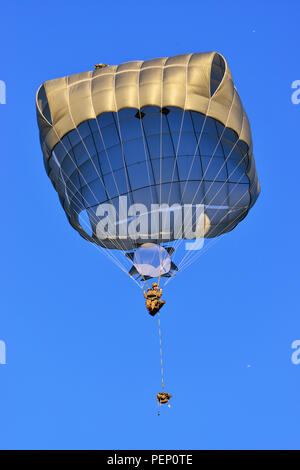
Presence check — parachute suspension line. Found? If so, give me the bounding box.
[165,104,213,262]
[174,148,250,274]
[169,87,234,262]
[167,93,248,281]
[62,85,147,272]
[171,152,250,277]
[50,95,147,289]
[141,274,150,290]
[52,168,130,273]
[158,312,165,390]
[51,116,124,255]
[91,107,124,203]
[159,59,167,228]
[136,67,156,213]
[49,150,143,289]
[179,78,235,209]
[166,167,250,286]
[157,256,163,288]
[166,54,192,210]
[158,268,162,288]
[159,59,191,258]
[164,201,249,288]
[112,111,133,201]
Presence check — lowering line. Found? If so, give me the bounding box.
[156,311,172,415]
[158,312,164,390]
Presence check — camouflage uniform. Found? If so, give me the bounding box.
[144,284,166,316]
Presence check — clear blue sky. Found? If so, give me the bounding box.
[0,0,299,450]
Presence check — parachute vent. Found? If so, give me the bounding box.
[210,53,226,97]
[135,111,145,120]
[37,85,52,124]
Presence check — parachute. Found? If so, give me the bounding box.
[36,52,260,288]
[36,52,260,408]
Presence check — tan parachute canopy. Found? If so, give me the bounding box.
[36,51,260,268]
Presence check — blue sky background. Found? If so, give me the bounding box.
[0,0,299,450]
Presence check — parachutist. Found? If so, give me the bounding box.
[144,283,166,316]
[37,52,260,410]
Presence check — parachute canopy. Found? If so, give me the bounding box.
[36,52,260,283]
